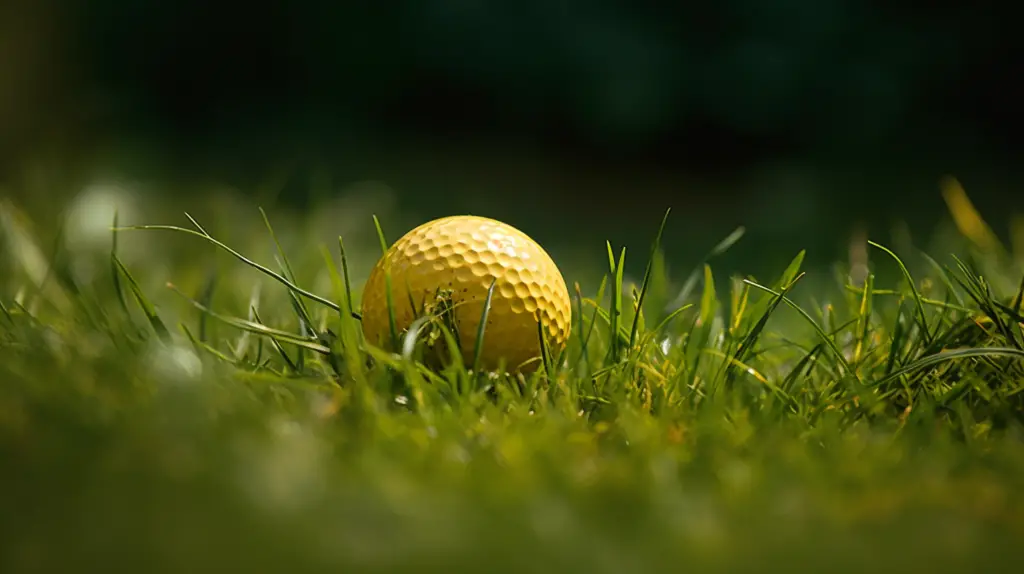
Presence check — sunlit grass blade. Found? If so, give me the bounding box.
[400,315,434,362]
[852,273,874,364]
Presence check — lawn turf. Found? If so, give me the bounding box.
[2,180,1024,573]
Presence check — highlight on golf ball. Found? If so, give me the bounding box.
[359,215,572,372]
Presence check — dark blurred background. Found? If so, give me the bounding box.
[1,0,1021,279]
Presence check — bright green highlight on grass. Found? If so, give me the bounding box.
[2,182,1024,572]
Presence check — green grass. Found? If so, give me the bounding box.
[2,180,1024,573]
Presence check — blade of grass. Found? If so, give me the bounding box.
[113,255,170,343]
[232,283,261,361]
[261,207,316,328]
[669,226,745,308]
[869,241,932,345]
[372,215,400,351]
[166,283,329,355]
[629,208,671,350]
[537,313,552,380]
[250,305,299,373]
[852,273,874,364]
[725,272,804,387]
[606,244,626,364]
[116,219,346,315]
[472,278,498,372]
[871,347,1024,390]
[110,210,129,315]
[579,275,608,364]
[181,323,237,364]
[320,245,366,385]
[196,271,218,342]
[742,278,857,382]
[338,236,356,317]
[573,283,590,372]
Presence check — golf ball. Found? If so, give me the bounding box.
[360,215,571,372]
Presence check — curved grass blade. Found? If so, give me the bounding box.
[870,346,1024,390]
[842,285,972,313]
[401,315,435,361]
[869,241,931,345]
[116,220,347,315]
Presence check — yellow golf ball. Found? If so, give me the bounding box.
[360,215,571,372]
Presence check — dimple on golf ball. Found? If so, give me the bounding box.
[360,215,571,372]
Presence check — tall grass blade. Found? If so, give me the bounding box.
[112,255,170,343]
[473,278,498,372]
[629,208,671,350]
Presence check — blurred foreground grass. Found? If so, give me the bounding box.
[2,177,1024,573]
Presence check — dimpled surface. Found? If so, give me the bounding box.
[360,215,572,372]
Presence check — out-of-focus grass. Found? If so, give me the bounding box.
[2,177,1024,573]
